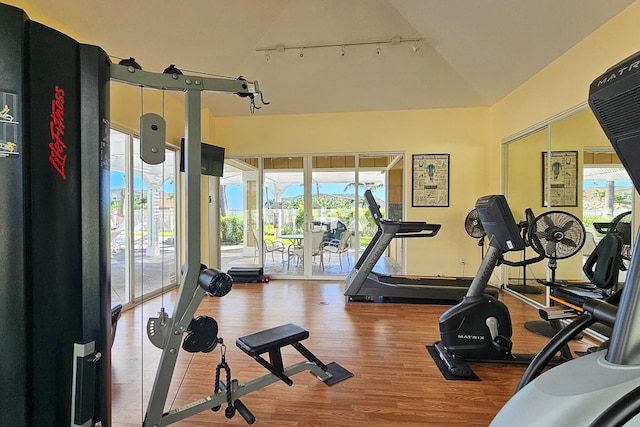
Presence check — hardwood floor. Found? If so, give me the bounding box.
[111,281,597,426]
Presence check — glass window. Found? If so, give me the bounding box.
[110,129,177,306]
[218,153,403,278]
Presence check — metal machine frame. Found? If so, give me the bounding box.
[110,65,335,426]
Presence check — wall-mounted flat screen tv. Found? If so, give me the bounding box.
[179,138,225,177]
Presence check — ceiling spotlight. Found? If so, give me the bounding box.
[264,51,271,62]
[299,47,304,58]
[375,44,381,56]
[412,40,420,53]
[340,45,346,57]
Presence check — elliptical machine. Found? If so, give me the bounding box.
[431,194,553,378]
[490,48,640,427]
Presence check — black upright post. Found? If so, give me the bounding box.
[0,5,28,427]
[27,19,83,425]
[79,43,112,424]
[0,6,111,425]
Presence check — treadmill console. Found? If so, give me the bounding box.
[475,195,525,253]
[364,189,383,223]
[363,189,440,236]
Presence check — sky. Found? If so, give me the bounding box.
[583,180,631,189]
[110,172,378,209]
[112,171,631,210]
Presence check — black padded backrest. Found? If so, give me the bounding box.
[583,233,623,289]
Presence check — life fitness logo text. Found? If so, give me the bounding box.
[49,85,66,180]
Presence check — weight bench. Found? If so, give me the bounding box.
[149,320,353,426]
[236,323,329,386]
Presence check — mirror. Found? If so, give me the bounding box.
[504,106,634,306]
[505,127,549,304]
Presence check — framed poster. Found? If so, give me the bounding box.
[412,154,449,207]
[542,150,578,207]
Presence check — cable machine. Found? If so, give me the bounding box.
[0,3,350,425]
[112,57,351,426]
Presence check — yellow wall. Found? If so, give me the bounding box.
[215,108,492,277]
[503,110,613,283]
[491,1,640,148]
[2,0,85,41]
[213,2,640,278]
[548,110,619,280]
[15,0,640,279]
[109,84,218,265]
[493,2,640,284]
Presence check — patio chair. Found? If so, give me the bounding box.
[287,230,325,270]
[322,231,352,270]
[251,228,285,263]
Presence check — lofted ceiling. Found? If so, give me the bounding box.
[25,0,636,117]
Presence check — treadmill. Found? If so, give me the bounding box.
[344,190,498,303]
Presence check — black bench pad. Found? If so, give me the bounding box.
[236,323,309,356]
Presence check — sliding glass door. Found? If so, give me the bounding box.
[218,153,403,279]
[219,158,260,273]
[110,128,178,306]
[309,156,357,276]
[110,130,129,304]
[262,157,305,277]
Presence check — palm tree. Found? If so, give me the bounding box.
[343,181,383,193]
[343,182,384,207]
[220,184,228,216]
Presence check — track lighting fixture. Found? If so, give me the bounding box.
[256,36,421,57]
[264,51,271,62]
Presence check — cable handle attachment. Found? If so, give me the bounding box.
[220,340,226,362]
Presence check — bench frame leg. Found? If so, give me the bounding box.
[248,341,329,386]
[159,361,332,426]
[292,342,328,371]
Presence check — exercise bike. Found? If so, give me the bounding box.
[430,194,567,379]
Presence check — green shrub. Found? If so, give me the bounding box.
[220,215,244,243]
[583,215,612,236]
[295,208,304,230]
[264,223,275,235]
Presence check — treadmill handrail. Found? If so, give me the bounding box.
[379,219,441,237]
[364,189,441,237]
[354,228,382,271]
[346,213,441,298]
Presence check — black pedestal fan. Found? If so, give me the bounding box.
[464,208,486,261]
[525,210,586,337]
